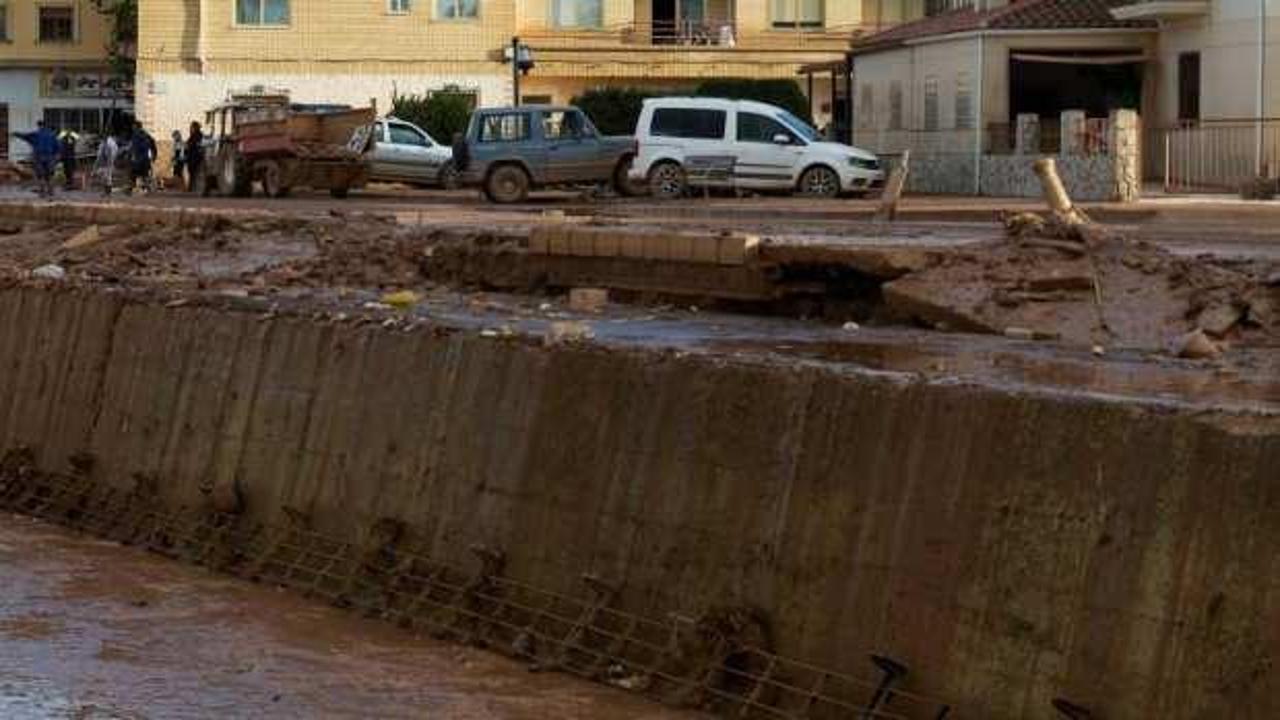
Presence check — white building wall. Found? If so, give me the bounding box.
[137,71,513,140]
[0,70,41,160]
[1153,1,1280,124]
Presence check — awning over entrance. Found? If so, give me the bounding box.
[1010,52,1149,66]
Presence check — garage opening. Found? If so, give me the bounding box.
[1008,49,1144,151]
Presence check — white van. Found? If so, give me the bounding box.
[629,97,885,199]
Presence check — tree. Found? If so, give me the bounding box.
[90,0,138,82]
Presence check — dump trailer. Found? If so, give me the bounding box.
[196,94,376,199]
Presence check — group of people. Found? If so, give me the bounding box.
[11,119,205,198]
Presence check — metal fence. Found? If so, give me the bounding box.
[0,448,961,720]
[1148,119,1280,192]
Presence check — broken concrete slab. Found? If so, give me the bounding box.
[61,225,101,250]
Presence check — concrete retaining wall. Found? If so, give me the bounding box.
[2,286,1278,719]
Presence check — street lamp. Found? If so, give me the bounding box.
[507,37,535,106]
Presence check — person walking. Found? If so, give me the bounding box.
[58,129,80,190]
[170,130,186,190]
[185,121,206,194]
[93,133,120,196]
[11,121,60,198]
[126,121,157,195]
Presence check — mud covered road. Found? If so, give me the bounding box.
[0,514,701,719]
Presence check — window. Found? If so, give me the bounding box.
[389,123,429,146]
[236,0,290,25]
[542,110,594,140]
[437,0,478,20]
[650,108,725,140]
[551,0,601,28]
[1178,52,1201,122]
[389,0,411,13]
[38,5,75,43]
[923,76,939,132]
[0,4,8,41]
[771,0,823,29]
[42,107,106,135]
[737,112,796,144]
[478,113,529,143]
[888,81,903,130]
[954,73,972,130]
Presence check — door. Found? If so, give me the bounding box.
[541,109,603,183]
[733,110,804,188]
[653,0,676,42]
[1178,52,1201,124]
[373,121,441,181]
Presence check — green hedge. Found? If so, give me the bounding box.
[694,79,812,123]
[572,80,813,136]
[390,89,475,143]
[570,87,659,136]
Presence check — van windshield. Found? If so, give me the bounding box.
[777,111,821,142]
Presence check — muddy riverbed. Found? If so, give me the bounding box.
[0,513,701,719]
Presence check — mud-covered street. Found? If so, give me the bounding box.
[0,513,700,719]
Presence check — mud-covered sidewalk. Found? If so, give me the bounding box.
[0,513,700,719]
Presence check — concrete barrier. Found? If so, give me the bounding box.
[0,285,1277,719]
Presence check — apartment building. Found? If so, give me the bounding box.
[136,1,908,138]
[1,1,131,159]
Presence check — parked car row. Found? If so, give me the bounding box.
[450,97,886,203]
[201,95,884,202]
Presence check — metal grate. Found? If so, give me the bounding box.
[0,448,959,720]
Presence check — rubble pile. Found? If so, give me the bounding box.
[879,214,1278,353]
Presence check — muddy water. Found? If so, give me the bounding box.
[0,513,700,719]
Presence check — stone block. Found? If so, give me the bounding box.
[593,230,622,258]
[527,226,553,254]
[568,226,596,257]
[717,233,761,266]
[568,287,609,313]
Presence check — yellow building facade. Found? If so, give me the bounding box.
[137,1,922,136]
[1,0,128,159]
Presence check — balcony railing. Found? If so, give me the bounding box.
[522,20,863,50]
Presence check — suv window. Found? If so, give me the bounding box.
[650,108,726,140]
[737,112,797,144]
[389,124,428,146]
[478,113,530,143]
[543,111,594,140]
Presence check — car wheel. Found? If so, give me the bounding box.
[648,162,685,200]
[260,160,288,198]
[798,165,840,198]
[330,186,350,199]
[485,165,530,204]
[438,161,460,190]
[217,148,251,197]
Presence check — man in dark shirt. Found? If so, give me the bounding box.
[127,121,157,195]
[12,121,60,197]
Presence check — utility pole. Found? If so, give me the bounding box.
[512,36,521,106]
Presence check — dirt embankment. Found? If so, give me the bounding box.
[1,209,1277,355]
